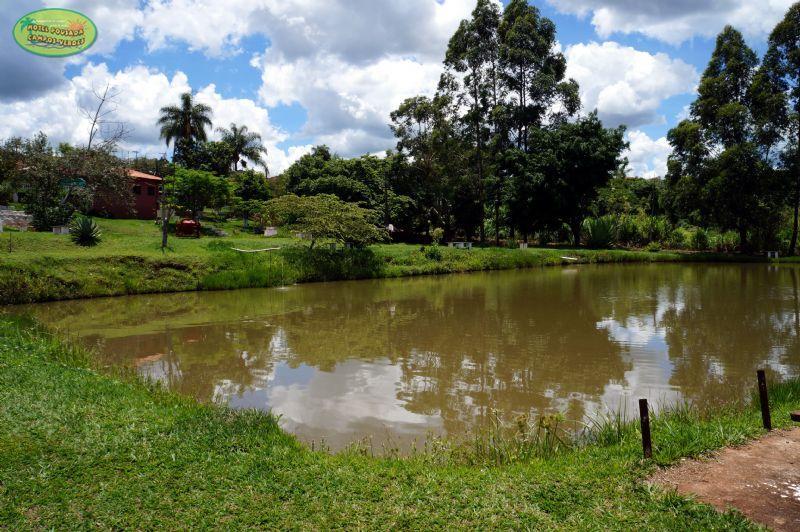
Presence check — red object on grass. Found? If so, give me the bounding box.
[176,219,201,238]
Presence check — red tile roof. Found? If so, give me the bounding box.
[127,169,163,181]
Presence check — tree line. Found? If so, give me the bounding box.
[666,6,800,253]
[275,1,799,253]
[0,1,798,254]
[277,0,625,246]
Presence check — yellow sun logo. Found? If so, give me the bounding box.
[67,19,86,32]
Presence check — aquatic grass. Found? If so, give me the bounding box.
[416,411,574,466]
[468,411,573,463]
[581,404,636,447]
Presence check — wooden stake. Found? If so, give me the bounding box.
[757,370,772,431]
[639,398,652,459]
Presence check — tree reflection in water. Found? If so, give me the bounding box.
[21,264,800,450]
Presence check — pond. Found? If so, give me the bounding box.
[15,263,800,450]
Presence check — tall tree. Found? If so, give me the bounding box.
[390,89,467,238]
[758,3,800,254]
[498,0,579,152]
[545,113,627,246]
[171,167,230,221]
[216,123,268,174]
[666,26,778,249]
[444,0,501,243]
[157,92,213,163]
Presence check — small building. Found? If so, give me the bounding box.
[93,169,162,220]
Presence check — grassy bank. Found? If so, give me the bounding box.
[1,316,799,528]
[0,219,755,304]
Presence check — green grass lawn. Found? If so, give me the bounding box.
[0,218,758,305]
[1,316,798,529]
[0,218,297,260]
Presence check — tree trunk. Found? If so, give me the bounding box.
[790,180,799,256]
[792,150,800,256]
[494,200,500,246]
[572,221,582,248]
[739,227,748,254]
[161,209,169,249]
[472,67,486,246]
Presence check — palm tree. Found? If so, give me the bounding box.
[19,16,35,31]
[157,92,213,153]
[216,123,268,174]
[156,92,212,249]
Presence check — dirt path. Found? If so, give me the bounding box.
[652,429,800,531]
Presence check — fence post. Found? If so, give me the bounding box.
[639,398,652,459]
[757,370,772,431]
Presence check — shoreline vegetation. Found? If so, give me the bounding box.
[1,315,799,528]
[0,219,777,306]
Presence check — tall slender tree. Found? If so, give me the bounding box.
[499,0,579,152]
[667,26,778,249]
[216,123,268,174]
[156,91,213,248]
[444,0,501,243]
[758,2,800,254]
[157,92,213,163]
[496,0,580,244]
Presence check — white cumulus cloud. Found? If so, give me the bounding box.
[566,41,698,128]
[0,62,303,174]
[625,130,671,178]
[547,0,795,44]
[254,51,444,155]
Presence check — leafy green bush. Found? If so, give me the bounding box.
[615,214,639,246]
[69,215,102,247]
[264,194,388,248]
[583,216,616,249]
[431,227,444,245]
[666,227,689,250]
[638,215,670,245]
[712,231,739,253]
[424,245,443,261]
[645,242,661,252]
[690,228,710,251]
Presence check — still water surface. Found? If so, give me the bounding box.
[18,264,800,450]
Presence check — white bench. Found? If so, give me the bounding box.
[448,242,473,250]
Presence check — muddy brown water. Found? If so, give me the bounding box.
[12,263,800,450]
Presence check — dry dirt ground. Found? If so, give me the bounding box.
[652,429,800,531]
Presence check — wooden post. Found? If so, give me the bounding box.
[757,370,772,431]
[639,398,652,459]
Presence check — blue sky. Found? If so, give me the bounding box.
[1,0,795,176]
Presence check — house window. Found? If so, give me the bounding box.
[132,185,142,195]
[147,186,156,196]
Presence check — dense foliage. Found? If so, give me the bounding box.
[263,194,388,248]
[171,167,230,221]
[3,2,800,255]
[0,133,130,230]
